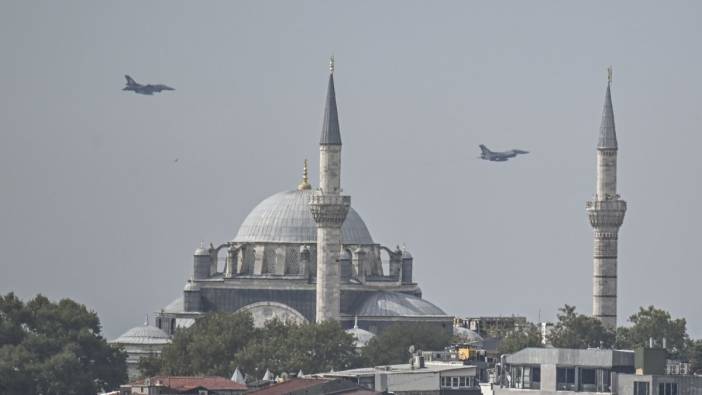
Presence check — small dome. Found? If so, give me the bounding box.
[234,190,373,244]
[402,249,413,259]
[110,325,171,345]
[355,291,447,317]
[346,326,375,348]
[453,326,484,344]
[194,246,209,256]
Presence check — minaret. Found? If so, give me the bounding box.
[586,67,627,329]
[309,56,350,322]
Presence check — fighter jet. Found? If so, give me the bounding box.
[478,144,529,162]
[122,75,175,95]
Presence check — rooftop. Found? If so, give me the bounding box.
[506,347,634,367]
[126,376,247,391]
[324,362,476,377]
[248,378,378,395]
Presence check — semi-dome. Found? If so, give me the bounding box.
[356,291,447,317]
[234,189,373,244]
[110,325,171,345]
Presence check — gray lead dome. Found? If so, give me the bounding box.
[356,291,447,317]
[233,189,373,244]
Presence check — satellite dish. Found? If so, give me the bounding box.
[408,345,416,354]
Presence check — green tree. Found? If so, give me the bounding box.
[137,354,163,378]
[361,323,452,366]
[616,306,689,357]
[236,320,358,377]
[154,313,358,378]
[547,305,615,349]
[686,340,702,374]
[159,312,256,376]
[498,323,543,354]
[0,293,127,395]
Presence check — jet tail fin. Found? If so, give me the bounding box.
[479,144,492,155]
[124,75,137,86]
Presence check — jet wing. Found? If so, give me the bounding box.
[147,84,175,92]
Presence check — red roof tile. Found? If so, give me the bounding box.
[129,376,247,391]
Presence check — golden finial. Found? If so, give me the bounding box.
[607,65,613,85]
[297,159,311,190]
[329,55,335,74]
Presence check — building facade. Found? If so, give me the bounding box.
[494,347,702,395]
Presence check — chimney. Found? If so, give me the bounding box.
[413,355,425,369]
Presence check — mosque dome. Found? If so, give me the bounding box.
[234,189,374,244]
[110,325,171,345]
[355,291,447,317]
[346,320,375,348]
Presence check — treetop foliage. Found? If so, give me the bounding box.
[150,312,359,379]
[546,305,616,349]
[0,292,127,395]
[360,323,453,366]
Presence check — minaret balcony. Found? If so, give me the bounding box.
[586,199,627,228]
[309,194,351,226]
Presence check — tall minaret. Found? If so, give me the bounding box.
[586,67,627,329]
[309,56,350,322]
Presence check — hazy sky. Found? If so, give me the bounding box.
[1,1,701,339]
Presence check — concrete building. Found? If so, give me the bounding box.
[318,359,482,395]
[455,316,528,337]
[144,61,451,337]
[494,347,702,395]
[109,323,172,381]
[586,69,627,328]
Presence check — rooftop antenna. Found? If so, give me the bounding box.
[329,55,335,74]
[607,65,613,86]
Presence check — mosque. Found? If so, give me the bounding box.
[112,59,452,376]
[110,61,626,381]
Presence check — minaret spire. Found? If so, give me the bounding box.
[586,67,627,329]
[320,56,341,146]
[598,66,617,150]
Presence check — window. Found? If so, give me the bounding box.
[581,368,596,392]
[597,369,612,393]
[557,367,576,391]
[452,377,459,388]
[659,383,678,395]
[460,377,466,387]
[508,366,540,390]
[634,382,650,395]
[531,367,541,389]
[523,367,531,389]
